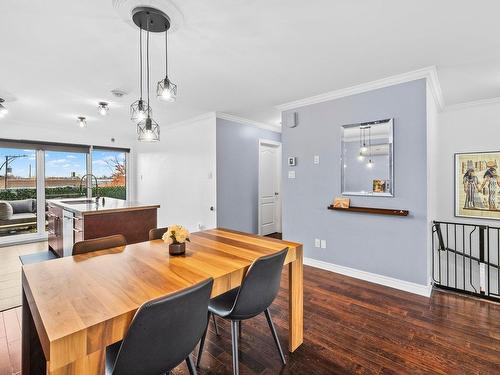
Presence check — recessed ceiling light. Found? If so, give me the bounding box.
[77,116,87,128]
[97,102,109,116]
[0,98,8,118]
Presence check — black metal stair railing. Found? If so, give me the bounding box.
[432,220,500,301]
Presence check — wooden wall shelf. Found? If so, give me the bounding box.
[327,205,409,216]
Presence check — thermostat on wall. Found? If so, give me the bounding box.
[288,157,296,166]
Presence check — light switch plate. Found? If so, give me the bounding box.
[320,240,327,249]
[314,238,321,248]
[288,170,296,179]
[314,155,320,164]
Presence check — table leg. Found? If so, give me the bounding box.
[22,290,46,375]
[288,246,303,352]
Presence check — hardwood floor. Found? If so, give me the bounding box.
[3,264,500,374]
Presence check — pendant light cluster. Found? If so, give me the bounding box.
[358,125,374,168]
[130,7,177,142]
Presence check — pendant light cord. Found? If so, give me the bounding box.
[146,15,150,115]
[165,30,168,77]
[139,26,143,100]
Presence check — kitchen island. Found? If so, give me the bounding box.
[47,197,159,257]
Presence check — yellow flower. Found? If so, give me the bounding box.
[162,224,190,244]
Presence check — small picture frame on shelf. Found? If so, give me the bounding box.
[333,197,350,208]
[372,179,386,193]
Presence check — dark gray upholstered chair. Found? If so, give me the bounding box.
[149,226,168,241]
[106,278,214,375]
[197,248,288,374]
[72,234,127,256]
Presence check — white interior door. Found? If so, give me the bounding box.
[259,140,281,235]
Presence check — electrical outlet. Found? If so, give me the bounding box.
[320,240,327,249]
[314,238,321,248]
[314,155,320,164]
[288,170,296,179]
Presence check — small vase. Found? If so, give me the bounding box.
[169,242,186,256]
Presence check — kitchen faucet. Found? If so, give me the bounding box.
[79,174,100,203]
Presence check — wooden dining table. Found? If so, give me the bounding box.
[21,228,303,375]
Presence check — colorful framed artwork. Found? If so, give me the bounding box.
[455,151,500,220]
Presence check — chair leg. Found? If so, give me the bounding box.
[186,355,197,375]
[212,313,219,336]
[231,320,240,375]
[196,312,210,368]
[264,308,286,365]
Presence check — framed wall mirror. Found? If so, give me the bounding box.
[341,118,394,197]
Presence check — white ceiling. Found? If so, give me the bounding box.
[1,0,500,136]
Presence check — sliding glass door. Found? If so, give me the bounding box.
[0,146,37,238]
[0,140,129,245]
[44,150,88,200]
[91,148,127,200]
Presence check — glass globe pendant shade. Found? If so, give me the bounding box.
[156,77,177,102]
[130,99,152,122]
[137,117,160,142]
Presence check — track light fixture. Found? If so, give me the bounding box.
[0,98,8,118]
[97,102,109,116]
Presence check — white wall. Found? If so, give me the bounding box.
[135,113,217,232]
[435,101,500,226]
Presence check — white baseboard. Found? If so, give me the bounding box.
[304,257,432,297]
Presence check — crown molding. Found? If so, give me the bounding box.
[276,66,445,112]
[165,112,216,130]
[443,96,500,112]
[216,112,281,133]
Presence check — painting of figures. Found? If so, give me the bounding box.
[456,152,500,220]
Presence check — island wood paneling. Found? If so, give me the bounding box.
[82,207,157,244]
[21,228,303,375]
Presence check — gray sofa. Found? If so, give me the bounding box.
[0,199,37,232]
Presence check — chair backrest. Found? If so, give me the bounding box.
[230,248,288,320]
[110,278,214,375]
[149,226,168,241]
[72,234,127,256]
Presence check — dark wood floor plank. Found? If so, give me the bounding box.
[4,265,500,374]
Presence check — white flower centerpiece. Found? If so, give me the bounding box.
[162,224,190,255]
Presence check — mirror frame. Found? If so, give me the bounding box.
[340,118,394,197]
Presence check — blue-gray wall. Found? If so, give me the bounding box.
[282,79,428,285]
[217,118,281,233]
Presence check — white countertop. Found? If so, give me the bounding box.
[48,197,160,215]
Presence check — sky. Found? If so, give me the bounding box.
[0,148,125,178]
